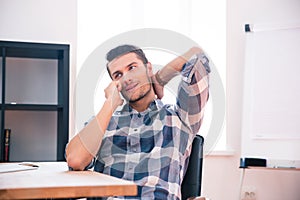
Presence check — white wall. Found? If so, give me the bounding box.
[202,0,300,199]
[0,0,77,138]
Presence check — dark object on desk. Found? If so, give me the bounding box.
[181,135,204,200]
[245,24,251,32]
[240,157,267,168]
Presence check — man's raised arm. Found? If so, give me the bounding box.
[152,47,204,98]
[65,81,123,170]
[153,46,210,134]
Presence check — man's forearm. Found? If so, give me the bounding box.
[66,99,116,170]
[156,47,204,85]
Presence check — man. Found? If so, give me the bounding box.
[66,44,210,199]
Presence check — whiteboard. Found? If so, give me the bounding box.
[241,24,300,161]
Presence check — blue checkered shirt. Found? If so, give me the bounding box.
[94,53,210,200]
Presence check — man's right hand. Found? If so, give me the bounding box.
[104,81,124,110]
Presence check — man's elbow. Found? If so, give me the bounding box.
[66,154,87,171]
[65,136,93,170]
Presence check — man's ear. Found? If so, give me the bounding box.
[146,62,154,76]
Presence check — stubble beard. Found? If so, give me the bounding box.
[127,82,152,103]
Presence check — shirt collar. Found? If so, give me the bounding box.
[118,99,161,115]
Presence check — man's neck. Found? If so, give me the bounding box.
[129,90,156,112]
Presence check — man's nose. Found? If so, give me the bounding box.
[121,72,133,85]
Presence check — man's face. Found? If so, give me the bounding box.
[107,52,152,102]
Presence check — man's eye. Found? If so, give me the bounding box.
[129,65,137,70]
[114,73,122,79]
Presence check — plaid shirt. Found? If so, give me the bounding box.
[94,53,210,200]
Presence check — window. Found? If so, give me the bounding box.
[77,0,226,152]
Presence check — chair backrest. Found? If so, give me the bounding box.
[181,135,204,200]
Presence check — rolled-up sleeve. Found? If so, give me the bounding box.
[176,53,210,134]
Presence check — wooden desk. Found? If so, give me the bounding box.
[247,166,300,171]
[0,162,137,199]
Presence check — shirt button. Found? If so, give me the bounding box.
[128,163,133,170]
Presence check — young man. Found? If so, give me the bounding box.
[66,44,210,199]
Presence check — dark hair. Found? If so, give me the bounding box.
[106,45,148,78]
[106,44,148,64]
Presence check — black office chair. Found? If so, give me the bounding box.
[181,135,204,200]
